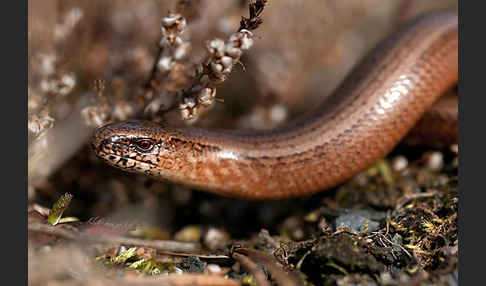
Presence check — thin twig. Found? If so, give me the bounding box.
[234,248,302,286]
[395,190,439,210]
[28,222,200,253]
[239,0,268,31]
[157,251,230,260]
[232,252,271,286]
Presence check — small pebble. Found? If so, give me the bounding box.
[206,264,222,274]
[425,151,444,171]
[335,213,380,233]
[380,272,394,285]
[174,225,201,242]
[436,174,450,186]
[450,144,458,154]
[392,156,408,172]
[269,104,287,123]
[203,227,230,250]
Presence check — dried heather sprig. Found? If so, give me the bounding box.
[28,112,55,140]
[54,7,84,41]
[178,29,254,120]
[157,13,190,73]
[34,52,77,98]
[81,78,136,126]
[145,2,267,121]
[177,0,268,120]
[143,12,192,117]
[28,74,56,142]
[239,0,268,31]
[160,13,186,45]
[81,80,109,127]
[208,29,254,81]
[81,106,107,127]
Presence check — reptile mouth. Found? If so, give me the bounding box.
[98,152,158,170]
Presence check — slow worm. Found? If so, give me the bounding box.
[92,12,458,199]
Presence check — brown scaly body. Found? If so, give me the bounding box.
[92,12,458,200]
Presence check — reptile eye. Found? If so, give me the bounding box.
[134,139,154,152]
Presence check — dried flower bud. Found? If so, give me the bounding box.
[112,102,134,121]
[219,56,233,74]
[28,113,55,139]
[162,14,184,27]
[220,56,233,68]
[157,56,174,72]
[198,88,216,106]
[57,73,76,96]
[228,29,254,50]
[161,13,186,44]
[54,8,84,41]
[39,54,56,75]
[225,46,242,59]
[181,96,196,109]
[238,30,254,50]
[208,39,225,57]
[222,65,232,74]
[211,62,223,74]
[81,106,107,127]
[40,79,55,93]
[39,72,76,96]
[208,72,226,83]
[180,108,191,119]
[180,104,198,120]
[170,4,263,121]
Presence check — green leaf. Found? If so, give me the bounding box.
[128,258,165,275]
[47,193,73,225]
[326,259,349,275]
[112,247,137,264]
[376,159,394,185]
[128,258,148,269]
[58,217,79,224]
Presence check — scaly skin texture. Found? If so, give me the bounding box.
[92,12,458,200]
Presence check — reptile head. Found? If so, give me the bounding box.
[91,120,176,174]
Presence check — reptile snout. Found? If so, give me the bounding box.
[92,120,149,156]
[91,124,115,154]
